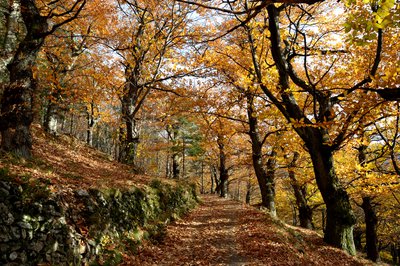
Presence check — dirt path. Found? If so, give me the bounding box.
[127,195,248,265]
[126,195,369,266]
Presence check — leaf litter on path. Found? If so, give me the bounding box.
[125,195,373,266]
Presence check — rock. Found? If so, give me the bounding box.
[10,227,20,239]
[0,243,8,253]
[17,221,33,230]
[30,241,44,253]
[79,242,86,254]
[0,181,10,190]
[0,188,9,197]
[33,202,43,213]
[9,252,18,261]
[21,229,26,239]
[10,244,21,251]
[0,231,10,242]
[5,213,15,225]
[76,189,89,197]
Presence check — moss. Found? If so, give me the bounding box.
[0,167,12,181]
[0,176,198,265]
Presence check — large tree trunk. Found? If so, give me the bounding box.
[246,92,277,216]
[1,0,24,103]
[264,5,356,254]
[308,144,356,255]
[288,152,313,229]
[119,93,140,164]
[0,1,47,158]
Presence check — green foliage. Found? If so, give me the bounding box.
[0,167,51,202]
[171,117,205,157]
[344,0,398,44]
[0,167,11,180]
[83,180,197,263]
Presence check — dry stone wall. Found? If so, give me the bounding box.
[0,178,197,265]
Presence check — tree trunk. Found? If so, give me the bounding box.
[1,0,25,106]
[0,1,47,157]
[353,226,363,250]
[172,152,180,179]
[44,101,60,135]
[391,244,399,264]
[361,197,379,262]
[119,93,140,164]
[210,165,217,193]
[288,152,313,229]
[308,145,356,255]
[86,101,96,146]
[246,92,277,216]
[201,161,204,194]
[216,136,229,198]
[245,180,251,204]
[265,150,277,216]
[264,5,356,254]
[358,139,380,262]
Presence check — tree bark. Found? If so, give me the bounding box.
[210,165,217,193]
[245,180,251,204]
[307,144,356,255]
[361,197,380,262]
[264,5,356,254]
[246,92,277,216]
[86,101,97,146]
[119,91,140,164]
[44,101,60,135]
[172,152,180,179]
[288,152,313,229]
[0,1,47,157]
[358,140,380,262]
[216,135,228,198]
[391,244,399,264]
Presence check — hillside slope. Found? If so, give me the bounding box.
[0,125,197,265]
[0,126,381,265]
[0,124,154,191]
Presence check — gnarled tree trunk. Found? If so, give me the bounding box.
[1,1,47,157]
[264,6,356,254]
[307,144,356,255]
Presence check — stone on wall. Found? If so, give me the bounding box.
[0,177,197,265]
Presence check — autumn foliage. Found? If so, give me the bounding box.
[0,0,399,264]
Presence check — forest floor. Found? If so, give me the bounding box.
[0,126,380,265]
[0,125,157,192]
[127,195,374,266]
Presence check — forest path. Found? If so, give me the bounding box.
[125,195,368,266]
[128,195,249,265]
